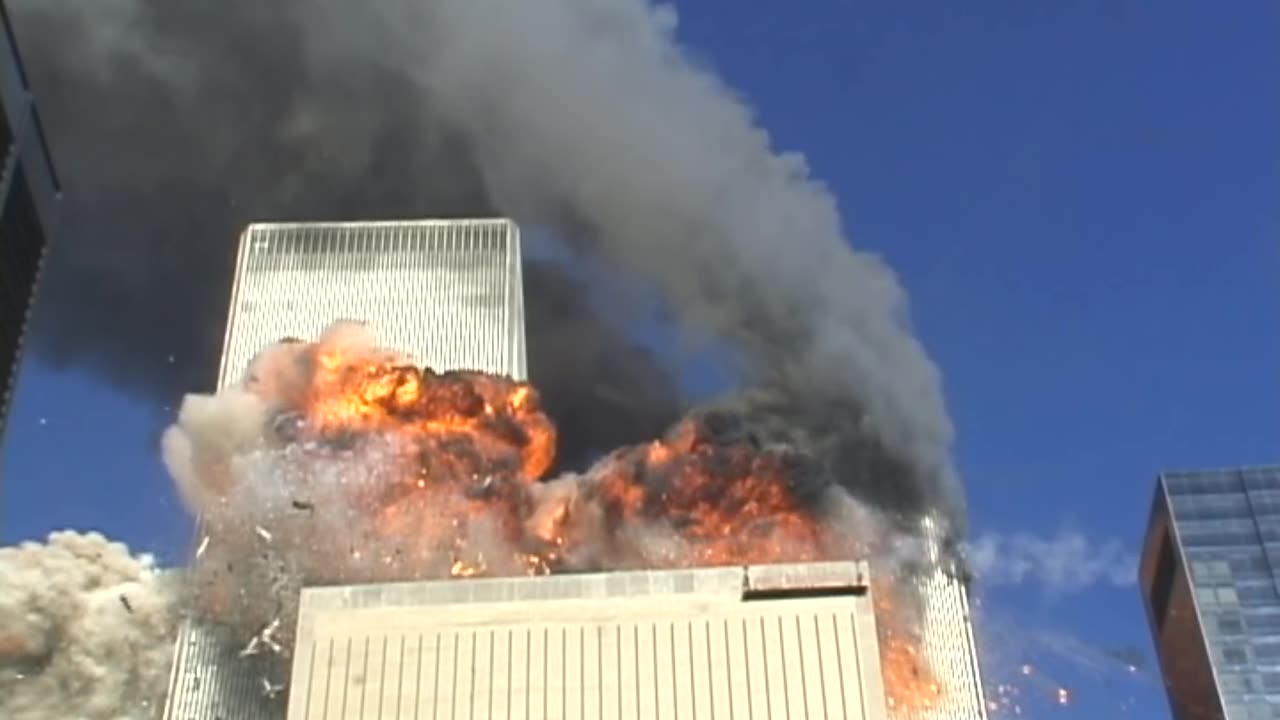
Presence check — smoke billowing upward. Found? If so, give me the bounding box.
[13,0,962,528]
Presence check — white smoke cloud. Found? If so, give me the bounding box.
[0,531,181,720]
[965,528,1137,592]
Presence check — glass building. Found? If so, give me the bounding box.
[0,3,59,444]
[1140,465,1280,720]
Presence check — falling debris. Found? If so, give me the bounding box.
[118,594,133,614]
[156,322,947,709]
[238,636,262,658]
[261,677,286,699]
[239,618,286,659]
[195,535,210,559]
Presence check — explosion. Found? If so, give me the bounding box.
[157,321,947,713]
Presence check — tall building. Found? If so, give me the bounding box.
[1140,465,1280,720]
[0,2,59,442]
[285,562,891,719]
[163,218,528,720]
[904,517,988,720]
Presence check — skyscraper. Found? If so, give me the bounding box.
[905,517,988,720]
[284,562,892,719]
[1140,465,1280,720]
[163,218,528,720]
[0,2,59,443]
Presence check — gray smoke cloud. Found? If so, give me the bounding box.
[12,0,962,527]
[0,531,181,720]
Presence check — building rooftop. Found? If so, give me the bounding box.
[287,562,889,720]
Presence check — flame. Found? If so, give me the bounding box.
[875,583,944,713]
[219,326,944,712]
[580,418,828,568]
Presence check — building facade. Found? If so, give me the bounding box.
[906,516,989,720]
[0,3,59,443]
[1141,465,1280,720]
[286,562,891,720]
[163,218,528,720]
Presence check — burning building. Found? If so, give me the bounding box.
[159,218,987,719]
[163,218,529,719]
[898,518,988,720]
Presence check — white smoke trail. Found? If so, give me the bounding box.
[965,528,1137,592]
[0,531,181,720]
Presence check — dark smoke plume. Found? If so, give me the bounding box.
[12,1,682,474]
[12,0,963,529]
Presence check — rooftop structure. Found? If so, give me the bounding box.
[286,562,890,720]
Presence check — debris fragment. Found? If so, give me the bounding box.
[260,677,285,699]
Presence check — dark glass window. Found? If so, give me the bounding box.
[0,102,10,155]
[1181,527,1260,547]
[1174,493,1252,520]
[1223,645,1249,665]
[1220,615,1246,635]
[1246,471,1280,492]
[1247,613,1280,633]
[1238,583,1280,607]
[1167,472,1243,496]
[1231,552,1272,578]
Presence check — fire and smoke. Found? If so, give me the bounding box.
[12,0,963,530]
[8,1,978,716]
[154,321,944,712]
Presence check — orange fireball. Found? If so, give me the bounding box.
[237,326,943,713]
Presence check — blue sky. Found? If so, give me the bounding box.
[4,2,1278,718]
